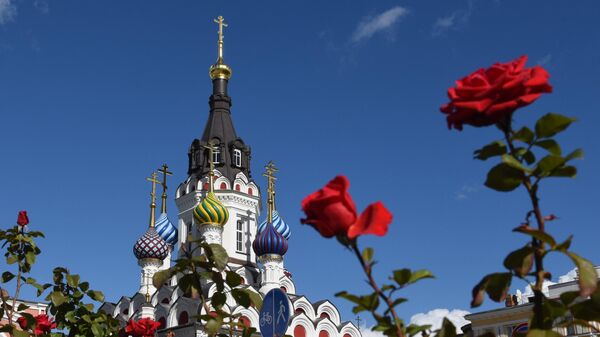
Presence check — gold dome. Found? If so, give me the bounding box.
[209,59,232,80]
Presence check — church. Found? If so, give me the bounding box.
[98,16,362,337]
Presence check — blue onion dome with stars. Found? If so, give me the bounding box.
[193,191,229,226]
[133,227,169,260]
[257,210,290,240]
[252,221,288,256]
[155,212,178,246]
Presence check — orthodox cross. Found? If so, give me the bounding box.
[146,172,160,228]
[203,141,219,193]
[158,163,173,213]
[263,161,278,223]
[214,16,228,60]
[355,316,362,327]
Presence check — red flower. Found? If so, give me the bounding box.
[125,318,161,337]
[301,175,393,240]
[440,55,552,130]
[17,314,56,336]
[17,211,29,226]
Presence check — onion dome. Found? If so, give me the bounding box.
[155,213,178,246]
[257,210,290,240]
[253,222,288,256]
[193,192,229,226]
[133,227,169,260]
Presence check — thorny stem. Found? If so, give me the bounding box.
[502,126,546,329]
[351,243,406,337]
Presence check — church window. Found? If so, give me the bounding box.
[212,149,221,164]
[158,317,166,329]
[178,311,188,325]
[236,220,243,252]
[235,184,241,191]
[319,331,329,337]
[294,325,306,337]
[280,286,287,293]
[343,334,352,337]
[295,308,305,315]
[248,188,253,196]
[220,182,227,190]
[234,149,242,167]
[320,312,330,320]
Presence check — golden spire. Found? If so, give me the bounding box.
[146,172,160,228]
[209,16,232,80]
[263,161,278,223]
[203,141,219,193]
[158,164,173,213]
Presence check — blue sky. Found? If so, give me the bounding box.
[1,0,600,331]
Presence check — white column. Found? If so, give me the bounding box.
[137,302,155,320]
[199,224,223,245]
[258,254,284,295]
[138,258,162,296]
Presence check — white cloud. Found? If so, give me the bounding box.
[410,309,471,334]
[0,0,16,25]
[515,268,579,304]
[359,325,385,337]
[558,268,578,283]
[454,184,480,201]
[352,6,409,43]
[432,0,475,36]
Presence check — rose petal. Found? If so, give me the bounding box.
[347,201,393,239]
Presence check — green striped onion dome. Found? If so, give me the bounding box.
[193,192,229,226]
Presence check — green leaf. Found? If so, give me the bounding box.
[17,303,29,311]
[566,252,597,297]
[7,254,18,265]
[485,163,524,192]
[12,329,30,337]
[225,271,243,288]
[205,317,224,336]
[390,298,407,308]
[2,271,15,283]
[513,225,557,247]
[512,127,535,144]
[502,154,529,172]
[534,155,565,177]
[408,270,435,284]
[335,291,361,304]
[362,247,374,264]
[550,166,577,178]
[50,291,67,307]
[406,324,431,337]
[515,148,536,165]
[211,292,227,308]
[25,251,36,265]
[436,318,456,337]
[534,139,561,155]
[208,244,229,271]
[503,246,534,277]
[67,274,80,288]
[474,141,507,160]
[565,148,584,162]
[152,269,173,289]
[231,288,251,308]
[245,289,263,310]
[91,323,102,337]
[352,293,379,314]
[571,299,600,321]
[535,113,576,138]
[559,291,579,305]
[471,272,512,307]
[87,290,105,302]
[392,269,412,286]
[526,329,562,337]
[553,236,573,252]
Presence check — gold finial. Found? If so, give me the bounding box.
[214,16,228,61]
[145,287,151,304]
[146,172,160,228]
[158,164,173,214]
[203,141,219,193]
[263,161,278,223]
[209,16,232,80]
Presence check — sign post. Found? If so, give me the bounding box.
[259,289,290,337]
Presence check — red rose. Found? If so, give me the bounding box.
[125,318,161,337]
[301,175,393,239]
[18,314,56,336]
[440,55,552,130]
[17,211,29,226]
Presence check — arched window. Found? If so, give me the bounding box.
[235,184,241,191]
[233,149,242,167]
[220,182,227,190]
[320,312,330,320]
[280,287,287,293]
[295,308,305,315]
[158,317,166,329]
[122,308,128,315]
[294,325,306,337]
[203,183,209,190]
[239,316,251,328]
[179,311,189,325]
[319,331,329,337]
[248,188,253,196]
[161,298,169,304]
[344,334,352,337]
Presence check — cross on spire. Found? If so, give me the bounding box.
[263,161,278,223]
[146,172,160,228]
[355,316,362,328]
[214,16,228,60]
[158,164,173,213]
[203,141,219,193]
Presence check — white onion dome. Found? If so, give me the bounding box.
[257,210,290,240]
[155,212,178,246]
[133,227,169,260]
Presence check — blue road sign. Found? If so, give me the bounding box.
[259,289,290,337]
